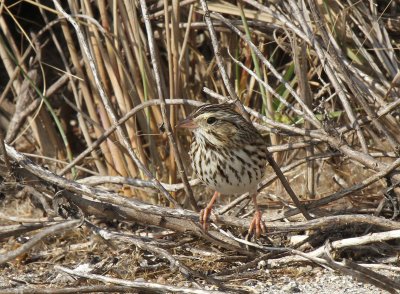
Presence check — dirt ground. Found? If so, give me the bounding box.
[1,190,399,293]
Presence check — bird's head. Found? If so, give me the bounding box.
[177,103,249,147]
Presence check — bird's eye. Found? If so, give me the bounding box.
[207,117,217,124]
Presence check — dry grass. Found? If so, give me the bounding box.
[1,0,400,292]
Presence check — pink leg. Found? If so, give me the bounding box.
[248,194,266,238]
[200,191,219,230]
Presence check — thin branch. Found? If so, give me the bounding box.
[55,265,226,294]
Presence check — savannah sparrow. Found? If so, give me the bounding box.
[178,103,268,236]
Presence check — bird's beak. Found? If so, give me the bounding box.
[176,117,197,129]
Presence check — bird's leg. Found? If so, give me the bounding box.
[200,191,219,230]
[248,193,266,238]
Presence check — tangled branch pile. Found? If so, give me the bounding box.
[1,1,400,293]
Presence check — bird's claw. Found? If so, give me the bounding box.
[248,210,266,238]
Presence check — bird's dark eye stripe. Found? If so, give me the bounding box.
[207,117,217,124]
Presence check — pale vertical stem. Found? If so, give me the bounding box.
[293,36,315,199]
[170,0,181,188]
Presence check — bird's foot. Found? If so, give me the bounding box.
[248,210,266,238]
[199,206,213,231]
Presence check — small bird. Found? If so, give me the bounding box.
[177,103,268,237]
